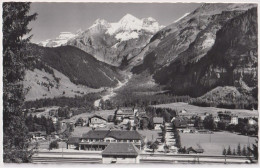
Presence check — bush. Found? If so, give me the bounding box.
[49,140,59,150]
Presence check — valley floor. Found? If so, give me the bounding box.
[154,102,258,118]
[180,131,257,155]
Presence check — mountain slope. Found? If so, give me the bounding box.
[131,3,257,98]
[23,67,102,101]
[29,44,124,89]
[66,14,164,66]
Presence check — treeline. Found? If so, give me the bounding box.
[137,107,177,130]
[53,107,91,119]
[145,107,177,123]
[23,93,101,109]
[223,143,252,156]
[25,114,57,135]
[172,121,181,148]
[110,91,190,109]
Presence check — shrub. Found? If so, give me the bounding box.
[49,140,59,150]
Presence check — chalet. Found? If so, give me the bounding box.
[115,107,135,121]
[214,116,220,123]
[186,147,204,154]
[78,130,143,151]
[173,117,188,130]
[49,108,59,116]
[67,137,81,149]
[248,118,257,125]
[29,131,47,141]
[134,108,146,116]
[230,115,238,125]
[179,109,187,114]
[51,117,58,124]
[88,115,107,128]
[102,143,139,163]
[122,117,135,125]
[153,117,164,130]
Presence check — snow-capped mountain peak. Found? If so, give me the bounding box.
[106,14,162,36]
[38,32,77,47]
[90,18,110,28]
[119,13,141,24]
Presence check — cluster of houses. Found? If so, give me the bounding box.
[87,107,158,130]
[171,110,258,133]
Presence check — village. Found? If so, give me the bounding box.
[26,104,258,164]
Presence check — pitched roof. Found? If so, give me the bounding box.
[67,137,81,144]
[106,130,142,140]
[89,115,107,121]
[82,130,142,140]
[102,143,139,156]
[153,117,163,124]
[82,130,108,139]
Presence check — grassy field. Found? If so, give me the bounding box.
[154,102,258,117]
[180,132,257,155]
[71,126,92,137]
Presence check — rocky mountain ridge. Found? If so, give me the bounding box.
[131,3,257,100]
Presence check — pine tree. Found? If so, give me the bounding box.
[227,146,232,155]
[242,145,247,156]
[3,2,37,162]
[222,148,227,155]
[237,143,241,156]
[232,149,236,155]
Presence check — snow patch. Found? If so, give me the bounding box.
[202,33,215,49]
[115,31,139,41]
[174,13,190,23]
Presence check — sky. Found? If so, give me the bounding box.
[28,2,202,43]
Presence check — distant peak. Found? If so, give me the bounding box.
[93,18,109,25]
[120,13,140,22]
[147,17,156,22]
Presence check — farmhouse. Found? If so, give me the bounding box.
[102,143,139,163]
[88,115,107,128]
[153,117,164,130]
[78,130,143,151]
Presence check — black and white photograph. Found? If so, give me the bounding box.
[1,0,259,165]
